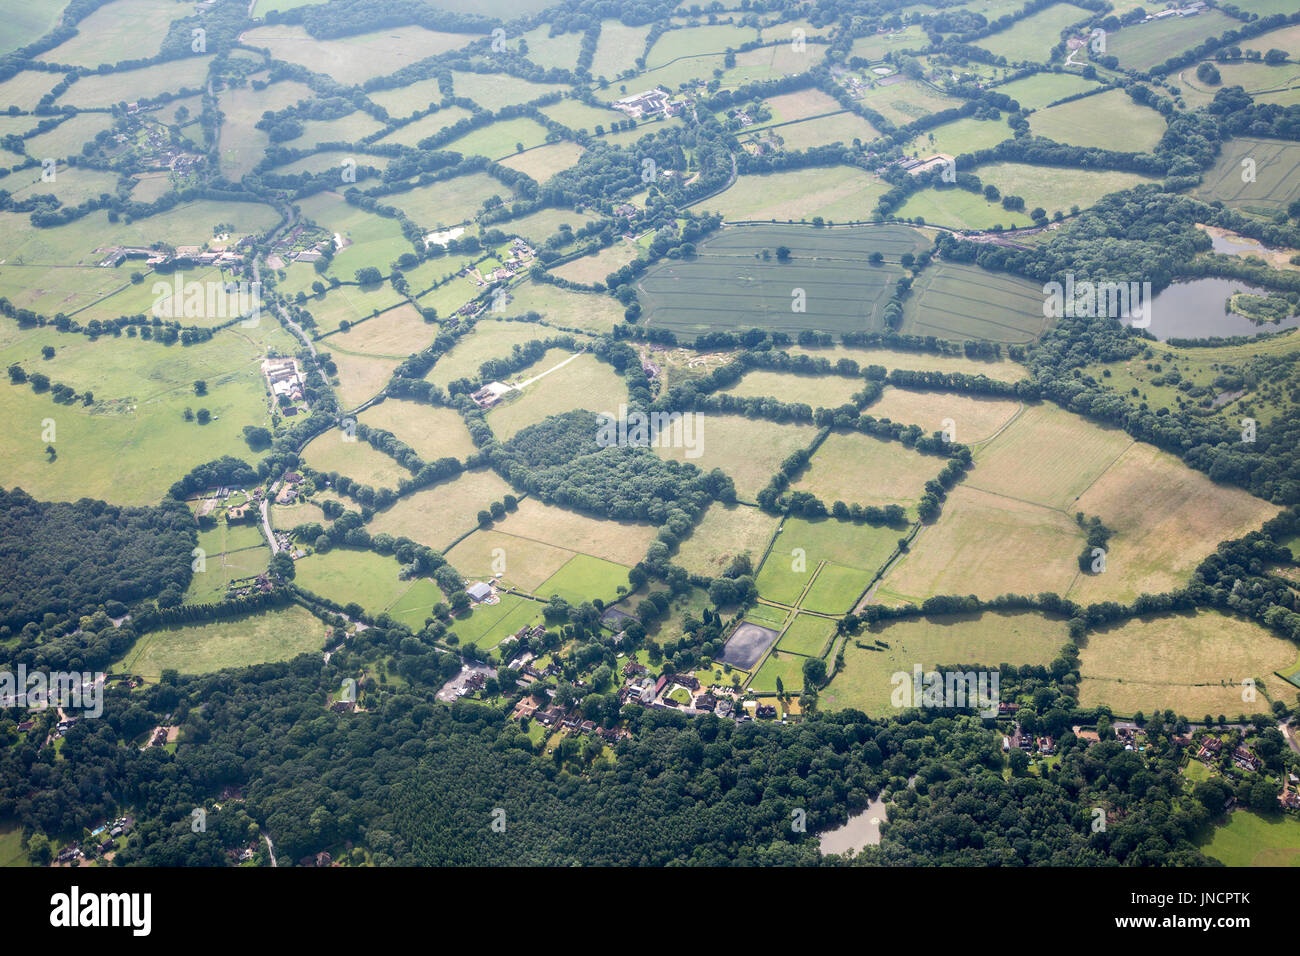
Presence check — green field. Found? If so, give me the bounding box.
[1195,136,1300,216]
[447,593,544,654]
[535,554,633,604]
[906,117,1014,159]
[801,561,872,613]
[756,516,899,607]
[118,604,330,679]
[821,611,1067,714]
[1201,811,1300,867]
[638,223,928,339]
[293,548,417,614]
[974,162,1158,221]
[1109,9,1238,72]
[975,4,1092,63]
[992,71,1102,110]
[896,185,1034,231]
[1027,89,1166,153]
[705,166,890,223]
[776,613,835,657]
[901,261,1049,342]
[850,25,929,62]
[38,0,179,67]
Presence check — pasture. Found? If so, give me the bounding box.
[776,614,835,657]
[484,351,629,440]
[426,319,554,388]
[703,166,890,223]
[357,401,479,463]
[654,412,817,501]
[0,0,63,56]
[118,604,329,679]
[481,497,658,567]
[992,71,1102,110]
[296,192,414,277]
[877,486,1083,603]
[1027,89,1166,153]
[819,610,1067,714]
[864,387,1022,444]
[895,186,1033,231]
[1068,442,1280,604]
[646,24,756,68]
[366,468,518,552]
[718,368,866,408]
[448,593,544,653]
[301,429,411,490]
[906,117,1013,158]
[1078,610,1300,717]
[535,554,633,604]
[385,172,510,229]
[757,516,898,605]
[792,431,936,516]
[789,344,1029,382]
[301,283,407,335]
[443,117,553,161]
[59,56,213,109]
[974,4,1093,63]
[445,527,576,592]
[760,111,879,151]
[750,648,812,694]
[498,142,586,183]
[972,162,1158,217]
[450,72,567,112]
[855,78,963,127]
[323,349,402,408]
[801,561,872,613]
[1109,9,1238,72]
[294,547,414,614]
[539,98,624,135]
[966,401,1133,509]
[850,25,929,62]
[38,0,179,67]
[638,223,927,339]
[1195,137,1300,216]
[673,502,780,576]
[589,21,654,80]
[372,107,474,147]
[551,241,641,286]
[366,78,445,118]
[242,25,472,85]
[909,261,1050,343]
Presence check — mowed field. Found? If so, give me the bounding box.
[704,166,890,223]
[901,262,1049,343]
[485,351,629,440]
[638,223,928,339]
[718,369,866,408]
[819,611,1068,714]
[1195,137,1300,216]
[1027,89,1167,153]
[366,468,517,552]
[1078,610,1300,717]
[301,429,412,490]
[1201,811,1300,868]
[654,412,817,500]
[118,604,329,679]
[756,516,898,607]
[992,71,1102,110]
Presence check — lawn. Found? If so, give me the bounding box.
[1201,810,1300,867]
[535,553,633,604]
[819,610,1067,714]
[1027,89,1166,153]
[118,603,329,679]
[674,502,781,576]
[1078,610,1300,718]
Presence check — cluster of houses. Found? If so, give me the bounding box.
[55,816,135,865]
[613,88,681,120]
[273,470,304,506]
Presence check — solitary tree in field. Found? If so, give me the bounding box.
[194,379,207,396]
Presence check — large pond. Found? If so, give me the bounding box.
[817,797,888,856]
[1136,277,1300,341]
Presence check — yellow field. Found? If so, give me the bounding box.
[328,305,435,358]
[445,527,576,592]
[302,430,411,490]
[552,242,642,286]
[674,502,780,577]
[497,142,586,183]
[242,25,471,85]
[653,412,817,500]
[326,349,401,409]
[793,431,936,513]
[485,497,658,566]
[789,344,1029,382]
[966,402,1132,508]
[485,351,629,440]
[1079,610,1300,717]
[720,369,865,407]
[357,400,479,462]
[1068,443,1280,604]
[820,610,1068,715]
[705,165,890,222]
[367,468,518,551]
[879,485,1082,603]
[865,387,1022,443]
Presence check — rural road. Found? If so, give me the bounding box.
[260,499,279,555]
[264,834,277,867]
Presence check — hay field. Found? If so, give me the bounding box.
[1078,610,1300,717]
[366,468,518,551]
[655,412,817,500]
[674,502,781,576]
[243,25,472,85]
[793,431,937,514]
[705,166,890,223]
[720,369,866,408]
[357,401,479,463]
[865,387,1021,444]
[485,351,629,440]
[301,430,411,490]
[1027,89,1167,153]
[445,527,575,592]
[484,497,658,566]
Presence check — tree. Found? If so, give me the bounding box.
[194,380,207,396]
[269,552,295,580]
[802,656,827,689]
[196,408,211,425]
[41,346,54,360]
[775,246,791,261]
